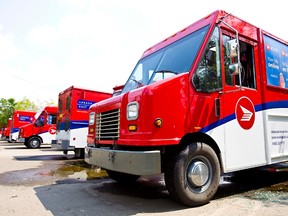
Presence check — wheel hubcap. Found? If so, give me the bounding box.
[31,140,39,147]
[187,161,209,187]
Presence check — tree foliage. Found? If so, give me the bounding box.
[15,97,38,111]
[0,98,16,128]
[0,97,55,128]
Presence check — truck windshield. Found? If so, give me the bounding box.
[122,25,209,93]
[33,110,42,122]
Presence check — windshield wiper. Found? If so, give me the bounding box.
[131,78,144,87]
[154,70,179,75]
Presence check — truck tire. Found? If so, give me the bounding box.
[26,137,41,149]
[106,170,140,184]
[164,142,220,207]
[74,148,84,159]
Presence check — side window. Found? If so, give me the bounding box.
[240,42,256,88]
[47,114,57,125]
[193,27,222,92]
[223,35,256,89]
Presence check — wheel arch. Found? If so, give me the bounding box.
[179,132,223,172]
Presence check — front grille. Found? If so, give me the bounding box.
[95,109,120,140]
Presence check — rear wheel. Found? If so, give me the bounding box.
[26,137,41,149]
[106,170,140,184]
[165,142,220,207]
[74,148,84,159]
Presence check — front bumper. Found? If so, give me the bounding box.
[16,137,25,143]
[85,147,161,176]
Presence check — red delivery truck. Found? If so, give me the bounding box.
[0,127,6,140]
[4,118,12,141]
[18,106,58,148]
[9,110,36,142]
[85,10,288,206]
[51,86,112,158]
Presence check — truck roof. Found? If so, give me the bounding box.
[13,110,36,115]
[141,10,288,59]
[141,10,221,58]
[43,106,58,112]
[59,85,112,96]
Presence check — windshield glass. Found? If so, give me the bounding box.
[34,110,42,120]
[33,109,43,123]
[122,25,210,93]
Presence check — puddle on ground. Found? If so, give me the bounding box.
[0,159,108,186]
[219,163,288,205]
[53,160,108,180]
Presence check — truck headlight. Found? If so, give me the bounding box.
[127,102,139,120]
[89,112,95,125]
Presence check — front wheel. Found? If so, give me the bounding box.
[165,142,220,207]
[26,137,41,149]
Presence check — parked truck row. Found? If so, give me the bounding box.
[1,86,112,154]
[1,10,287,207]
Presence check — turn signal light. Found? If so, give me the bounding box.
[128,124,137,131]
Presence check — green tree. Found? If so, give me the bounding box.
[15,97,38,111]
[0,98,17,128]
[0,97,39,128]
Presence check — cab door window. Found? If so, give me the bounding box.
[222,35,256,89]
[47,114,57,125]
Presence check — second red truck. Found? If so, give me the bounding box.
[18,106,58,148]
[51,86,111,158]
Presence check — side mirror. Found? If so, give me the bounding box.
[226,39,238,58]
[229,63,239,75]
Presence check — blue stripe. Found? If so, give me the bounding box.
[12,128,19,133]
[71,120,88,129]
[59,120,88,130]
[200,100,288,133]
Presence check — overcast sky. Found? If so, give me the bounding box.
[0,0,287,104]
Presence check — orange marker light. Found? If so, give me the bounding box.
[154,118,163,128]
[128,124,137,132]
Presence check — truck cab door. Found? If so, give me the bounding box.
[219,33,266,171]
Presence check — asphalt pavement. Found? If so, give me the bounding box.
[0,140,287,216]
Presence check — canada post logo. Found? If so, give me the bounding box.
[77,100,95,110]
[19,115,33,122]
[235,97,255,130]
[49,126,56,135]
